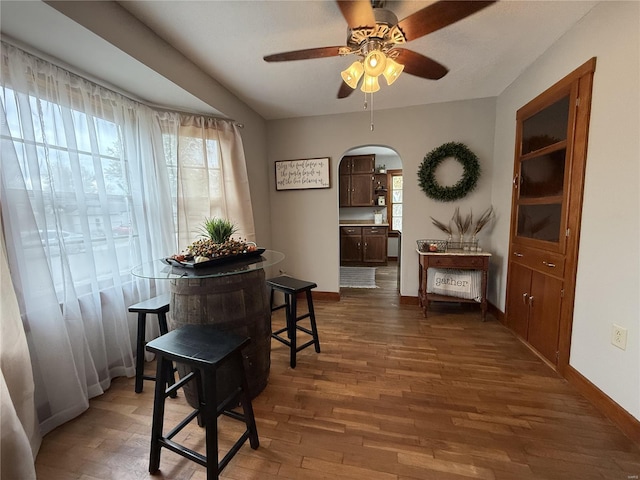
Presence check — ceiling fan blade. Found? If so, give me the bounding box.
[338,81,356,99]
[397,1,496,42]
[336,0,376,29]
[394,49,449,80]
[264,46,345,62]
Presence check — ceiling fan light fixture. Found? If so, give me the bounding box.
[341,61,364,89]
[361,74,380,93]
[382,57,404,85]
[363,50,387,77]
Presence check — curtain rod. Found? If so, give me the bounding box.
[1,35,243,128]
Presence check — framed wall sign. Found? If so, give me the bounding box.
[275,157,331,191]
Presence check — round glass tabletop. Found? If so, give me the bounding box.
[131,250,285,280]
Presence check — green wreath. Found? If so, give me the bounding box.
[418,142,481,202]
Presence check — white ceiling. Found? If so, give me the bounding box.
[1,1,598,121]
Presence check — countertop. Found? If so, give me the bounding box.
[339,221,389,227]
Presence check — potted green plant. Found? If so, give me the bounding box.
[199,217,238,244]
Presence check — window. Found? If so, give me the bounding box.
[2,87,148,292]
[388,170,403,233]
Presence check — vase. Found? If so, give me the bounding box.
[470,234,478,251]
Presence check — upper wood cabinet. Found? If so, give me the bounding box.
[340,155,375,175]
[340,155,375,207]
[512,92,573,252]
[505,58,596,372]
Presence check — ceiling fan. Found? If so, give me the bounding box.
[263,0,496,98]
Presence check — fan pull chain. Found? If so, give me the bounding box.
[370,92,375,131]
[362,92,375,131]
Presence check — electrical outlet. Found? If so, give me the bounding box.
[611,324,628,350]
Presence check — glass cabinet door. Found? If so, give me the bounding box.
[513,93,573,248]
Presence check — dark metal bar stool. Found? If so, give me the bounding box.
[267,275,321,368]
[128,294,175,393]
[146,324,259,480]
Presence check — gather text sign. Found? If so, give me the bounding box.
[275,157,331,191]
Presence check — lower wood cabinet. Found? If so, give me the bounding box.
[506,248,564,364]
[340,226,387,265]
[340,227,362,263]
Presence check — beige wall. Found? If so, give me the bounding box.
[491,1,640,419]
[267,99,496,295]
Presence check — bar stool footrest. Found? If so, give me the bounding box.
[159,437,207,468]
[296,339,316,352]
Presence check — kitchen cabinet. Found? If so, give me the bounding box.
[340,225,387,265]
[362,227,387,264]
[340,226,362,263]
[339,155,374,207]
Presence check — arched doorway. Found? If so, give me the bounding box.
[338,145,403,296]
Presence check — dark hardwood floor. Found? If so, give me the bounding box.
[35,261,640,479]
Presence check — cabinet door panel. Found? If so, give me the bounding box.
[351,155,374,174]
[339,175,351,207]
[520,149,566,198]
[340,233,361,262]
[521,96,570,155]
[363,230,387,263]
[528,273,563,364]
[506,263,532,339]
[350,174,373,206]
[516,203,563,243]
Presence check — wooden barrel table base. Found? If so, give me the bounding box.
[169,268,271,405]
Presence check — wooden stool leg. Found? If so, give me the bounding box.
[306,290,321,353]
[201,370,220,480]
[157,311,177,397]
[239,364,259,450]
[135,313,147,393]
[149,357,169,473]
[269,287,275,311]
[289,294,297,368]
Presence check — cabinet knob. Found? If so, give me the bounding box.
[522,293,528,305]
[529,295,534,306]
[513,252,524,257]
[542,261,556,268]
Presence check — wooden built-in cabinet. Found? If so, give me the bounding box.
[505,58,595,370]
[340,226,387,265]
[339,155,375,207]
[507,249,564,363]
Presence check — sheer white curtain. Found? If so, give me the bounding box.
[175,116,255,250]
[0,42,178,436]
[1,41,255,453]
[1,233,39,480]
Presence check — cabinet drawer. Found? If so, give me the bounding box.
[363,226,387,236]
[511,246,565,276]
[341,226,362,235]
[428,255,487,269]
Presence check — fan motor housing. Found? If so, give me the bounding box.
[346,8,405,51]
